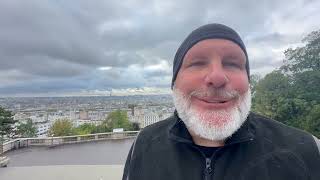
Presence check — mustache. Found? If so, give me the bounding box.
[189,88,240,99]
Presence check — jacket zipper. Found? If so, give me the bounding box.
[204,157,213,180]
[192,146,215,180]
[203,147,225,180]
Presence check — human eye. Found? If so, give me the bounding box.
[190,61,206,66]
[186,58,207,67]
[223,61,243,69]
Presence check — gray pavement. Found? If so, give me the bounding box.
[0,165,124,180]
[0,138,134,180]
[4,138,134,167]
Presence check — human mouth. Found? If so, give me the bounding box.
[200,98,230,103]
[193,96,237,109]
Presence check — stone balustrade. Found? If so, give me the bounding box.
[1,131,138,154]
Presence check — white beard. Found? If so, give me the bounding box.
[172,87,251,141]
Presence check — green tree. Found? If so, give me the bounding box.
[104,110,132,131]
[0,107,16,137]
[48,119,74,137]
[0,106,16,153]
[304,105,320,138]
[290,70,320,103]
[17,118,37,138]
[94,123,111,133]
[73,123,97,135]
[252,71,292,121]
[253,29,320,136]
[282,29,320,74]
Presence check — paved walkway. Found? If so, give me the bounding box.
[0,138,134,180]
[4,138,134,166]
[0,165,124,180]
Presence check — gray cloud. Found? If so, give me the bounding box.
[0,0,319,96]
[250,56,284,70]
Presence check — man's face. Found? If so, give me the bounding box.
[173,39,251,141]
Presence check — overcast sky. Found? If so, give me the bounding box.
[0,0,319,97]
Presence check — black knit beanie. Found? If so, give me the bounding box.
[171,23,250,89]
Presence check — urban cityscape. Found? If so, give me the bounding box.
[0,95,174,138]
[0,94,175,179]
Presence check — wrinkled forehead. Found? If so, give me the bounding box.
[183,39,247,62]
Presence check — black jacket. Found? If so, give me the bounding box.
[123,112,320,180]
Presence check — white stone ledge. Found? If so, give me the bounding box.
[0,165,124,180]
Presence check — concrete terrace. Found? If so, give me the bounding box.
[0,138,134,180]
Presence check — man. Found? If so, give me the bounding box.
[122,23,320,180]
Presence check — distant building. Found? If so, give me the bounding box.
[35,122,51,137]
[29,114,47,123]
[88,111,108,121]
[143,113,160,127]
[88,111,99,120]
[128,114,143,123]
[13,112,28,121]
[127,105,173,128]
[69,111,80,120]
[79,110,89,120]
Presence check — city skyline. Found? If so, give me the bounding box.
[0,0,319,97]
[1,94,174,137]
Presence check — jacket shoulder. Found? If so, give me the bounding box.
[248,112,320,178]
[249,112,312,138]
[248,112,318,153]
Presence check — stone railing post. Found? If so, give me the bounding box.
[0,136,3,154]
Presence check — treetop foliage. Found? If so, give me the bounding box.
[252,29,320,137]
[48,110,139,137]
[0,106,16,137]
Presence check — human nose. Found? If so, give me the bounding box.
[204,63,228,88]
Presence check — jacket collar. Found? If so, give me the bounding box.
[168,111,255,146]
